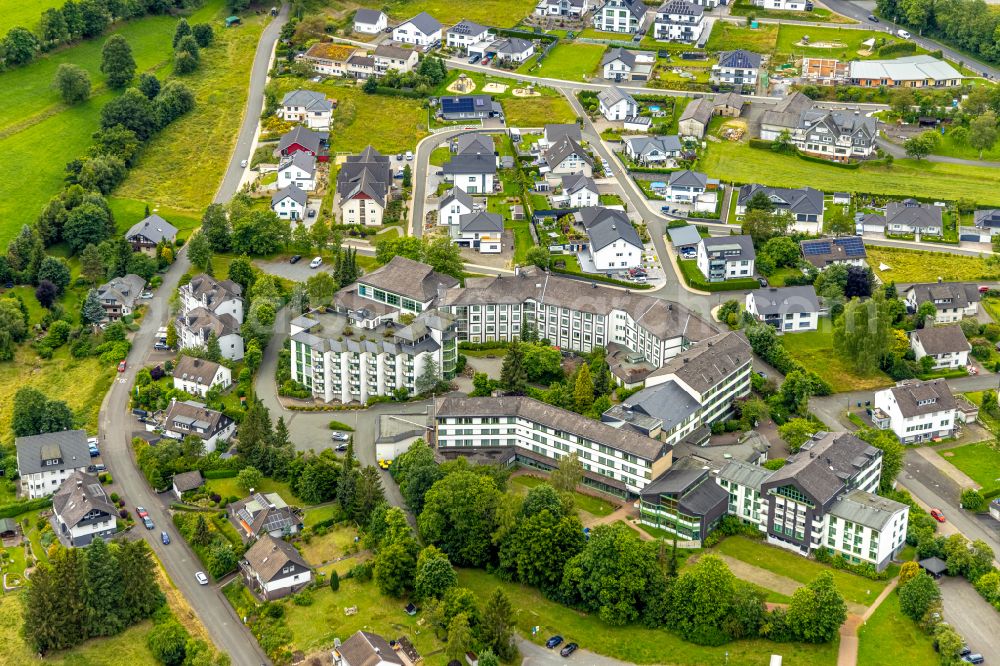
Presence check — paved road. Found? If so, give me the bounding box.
[96,5,290,664]
[940,576,1000,658]
[877,136,1000,168]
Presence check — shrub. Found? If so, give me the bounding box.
[961,488,987,512]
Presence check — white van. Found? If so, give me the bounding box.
[897,29,911,39]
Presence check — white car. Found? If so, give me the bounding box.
[239,159,248,168]
[195,571,208,585]
[897,29,911,39]
[405,151,414,161]
[309,256,323,269]
[87,436,99,446]
[331,432,350,442]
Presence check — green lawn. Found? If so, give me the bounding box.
[510,474,619,517]
[856,592,938,666]
[775,25,910,58]
[983,297,1000,324]
[931,131,1000,163]
[205,476,298,502]
[108,196,202,239]
[767,266,803,287]
[705,22,779,53]
[297,523,359,565]
[713,536,894,607]
[867,246,1000,284]
[699,140,1000,205]
[303,504,341,528]
[939,441,1000,490]
[0,0,65,34]
[520,42,606,81]
[355,0,535,26]
[506,219,534,264]
[729,0,855,23]
[781,317,891,393]
[429,145,451,166]
[503,95,577,127]
[457,568,840,665]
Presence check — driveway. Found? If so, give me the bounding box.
[254,257,333,282]
[517,637,633,666]
[940,576,1000,658]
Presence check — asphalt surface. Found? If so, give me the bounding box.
[939,576,1000,658]
[96,5,289,664]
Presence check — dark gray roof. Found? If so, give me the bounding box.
[718,459,775,491]
[337,145,391,208]
[544,135,594,169]
[184,274,243,305]
[97,273,145,309]
[492,37,533,56]
[623,0,649,19]
[700,235,756,261]
[623,135,682,158]
[605,379,700,431]
[177,308,241,339]
[458,211,503,234]
[667,225,702,246]
[659,0,704,17]
[680,477,729,515]
[165,400,232,439]
[280,152,316,175]
[439,187,474,211]
[348,55,375,68]
[799,237,868,268]
[545,123,582,144]
[602,47,637,68]
[242,534,311,582]
[562,174,597,196]
[910,325,970,355]
[799,110,877,141]
[829,489,908,531]
[749,285,820,315]
[401,11,441,35]
[443,153,497,175]
[919,556,949,575]
[577,206,642,251]
[648,331,752,394]
[278,125,327,154]
[668,169,708,188]
[713,92,745,110]
[52,471,116,528]
[338,631,405,666]
[738,184,824,217]
[760,91,816,130]
[353,8,384,24]
[766,432,879,506]
[271,184,308,207]
[359,256,459,304]
[718,49,761,69]
[455,133,495,156]
[974,209,1000,228]
[886,379,957,418]
[281,89,332,112]
[598,85,636,110]
[905,282,981,310]
[449,18,488,35]
[640,467,704,498]
[172,355,225,385]
[374,43,415,60]
[886,200,942,229]
[679,97,713,124]
[126,214,178,244]
[16,430,90,476]
[172,470,205,492]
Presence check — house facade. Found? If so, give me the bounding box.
[578,206,643,271]
[736,184,824,231]
[97,274,145,321]
[271,184,308,220]
[886,199,943,236]
[438,188,475,226]
[663,169,718,212]
[230,492,303,539]
[903,282,981,323]
[177,275,244,361]
[910,325,970,369]
[799,237,868,270]
[561,174,599,208]
[443,154,497,193]
[745,286,820,332]
[241,535,312,600]
[162,399,236,453]
[373,44,419,74]
[653,0,705,43]
[695,236,756,281]
[173,355,233,396]
[543,136,594,177]
[52,472,117,547]
[593,0,648,33]
[392,12,442,46]
[125,214,177,255]
[452,211,503,253]
[873,378,958,443]
[849,55,963,88]
[446,19,491,50]
[16,430,91,499]
[277,153,317,191]
[793,111,878,162]
[712,49,761,86]
[353,8,386,33]
[278,126,328,161]
[677,97,713,137]
[535,0,589,15]
[279,90,333,130]
[337,146,392,227]
[623,135,683,166]
[598,86,639,120]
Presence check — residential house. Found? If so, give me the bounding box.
[230,491,303,539]
[346,54,376,79]
[277,152,317,191]
[973,209,1000,237]
[712,49,762,86]
[542,135,594,177]
[799,237,868,270]
[593,0,649,33]
[622,135,682,166]
[873,378,958,443]
[601,47,654,81]
[438,95,502,121]
[392,12,442,46]
[561,174,600,208]
[910,325,970,370]
[172,355,232,396]
[543,123,582,147]
[446,19,491,51]
[179,274,244,323]
[491,37,535,64]
[745,286,820,332]
[373,43,419,74]
[96,273,145,321]
[453,132,496,158]
[849,55,962,88]
[337,145,393,226]
[736,184,825,231]
[52,472,117,546]
[279,90,333,130]
[278,126,328,161]
[903,282,981,323]
[695,235,756,281]
[438,188,475,226]
[171,470,204,501]
[535,0,589,16]
[163,399,236,453]
[176,308,244,361]
[298,42,362,77]
[270,184,308,220]
[759,91,815,140]
[125,214,177,255]
[356,256,460,313]
[886,199,943,236]
[241,535,312,600]
[754,0,810,9]
[598,86,639,121]
[443,154,497,193]
[793,110,879,162]
[336,631,407,666]
[353,8,387,34]
[653,0,705,43]
[578,206,643,271]
[453,211,504,253]
[16,430,91,499]
[663,169,718,212]
[677,97,713,137]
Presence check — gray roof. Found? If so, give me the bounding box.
[766,432,879,506]
[281,89,332,113]
[886,200,942,229]
[400,11,441,35]
[545,123,582,144]
[280,151,316,176]
[374,43,415,61]
[749,285,820,315]
[911,325,970,356]
[439,187,474,211]
[602,47,636,68]
[338,631,405,666]
[680,476,729,515]
[799,237,868,268]
[799,110,877,141]
[52,471,116,529]
[905,282,981,310]
[443,153,497,175]
[886,378,957,418]
[659,0,704,17]
[648,331,752,394]
[598,85,636,110]
[562,174,598,196]
[177,307,241,340]
[919,556,949,575]
[624,135,682,158]
[436,395,670,461]
[668,169,708,188]
[353,8,384,24]
[828,489,908,531]
[458,210,503,234]
[454,133,495,156]
[337,145,391,208]
[713,92,745,110]
[184,274,243,306]
[359,255,459,304]
[760,91,815,130]
[348,55,375,68]
[271,184,308,207]
[604,379,700,432]
[172,470,205,493]
[717,459,775,491]
[679,97,713,125]
[544,135,594,170]
[97,273,145,309]
[449,18,489,35]
[667,225,702,246]
[125,214,178,244]
[700,235,756,261]
[231,492,300,537]
[165,400,232,439]
[622,0,649,19]
[278,125,327,154]
[738,184,824,217]
[717,49,761,69]
[242,534,311,582]
[16,430,90,476]
[974,209,1000,228]
[491,37,533,56]
[172,355,225,385]
[577,206,642,251]
[640,467,705,498]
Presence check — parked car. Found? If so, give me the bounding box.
[118,360,127,372]
[335,443,349,452]
[289,254,302,264]
[308,209,316,218]
[546,636,564,649]
[897,28,911,39]
[481,57,490,65]
[140,291,153,299]
[405,151,413,161]
[979,285,991,294]
[87,465,99,473]
[195,571,209,585]
[136,506,149,518]
[930,508,946,522]
[240,159,248,168]
[758,278,769,288]
[867,14,879,21]
[93,464,106,472]
[378,459,392,469]
[560,643,579,657]
[331,432,350,442]
[309,256,323,269]
[89,446,99,458]
[154,342,170,351]
[964,655,984,665]
[468,53,480,64]
[161,531,170,545]
[143,516,154,530]
[396,153,404,160]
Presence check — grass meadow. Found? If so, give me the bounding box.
[866,246,1000,283]
[353,0,536,26]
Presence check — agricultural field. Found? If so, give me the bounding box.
[519,42,606,81]
[354,0,536,26]
[866,246,1000,283]
[780,318,892,393]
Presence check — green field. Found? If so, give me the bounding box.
[205,475,298,502]
[939,441,1000,490]
[699,141,1000,205]
[355,0,535,26]
[520,42,606,81]
[866,246,1000,283]
[457,567,840,665]
[775,25,910,58]
[706,22,779,53]
[0,0,66,34]
[856,592,938,665]
[108,197,202,239]
[504,95,576,127]
[780,317,891,393]
[930,131,1000,163]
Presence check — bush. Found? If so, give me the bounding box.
[961,488,987,512]
[347,561,373,582]
[327,420,354,431]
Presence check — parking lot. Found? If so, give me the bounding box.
[940,575,1000,660]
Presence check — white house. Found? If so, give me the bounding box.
[438,188,475,226]
[745,286,820,333]
[96,273,145,321]
[873,378,957,444]
[736,184,825,232]
[653,0,705,43]
[52,472,117,547]
[542,136,594,177]
[712,50,762,86]
[904,282,982,323]
[277,153,317,191]
[270,184,308,220]
[442,154,496,194]
[578,207,644,271]
[337,146,392,227]
[453,211,504,254]
[162,399,236,453]
[601,48,652,82]
[598,86,639,121]
[490,37,535,64]
[663,169,718,212]
[337,631,409,666]
[696,235,755,282]
[794,111,879,163]
[593,0,649,33]
[561,174,600,208]
[172,355,233,397]
[535,0,589,16]
[180,275,244,323]
[910,325,971,369]
[176,308,245,361]
[241,535,312,600]
[886,199,943,236]
[392,12,441,46]
[353,8,386,34]
[754,0,809,9]
[623,135,683,166]
[446,19,492,51]
[543,123,582,147]
[279,90,333,130]
[16,430,91,500]
[373,43,419,74]
[171,470,204,501]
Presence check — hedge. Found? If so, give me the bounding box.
[492,27,558,42]
[203,469,238,480]
[878,41,917,57]
[0,497,52,519]
[459,340,510,351]
[677,259,759,292]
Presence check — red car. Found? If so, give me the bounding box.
[117,360,127,372]
[930,509,946,523]
[136,506,149,518]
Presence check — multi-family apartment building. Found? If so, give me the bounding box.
[52,471,118,547]
[16,430,91,499]
[653,0,705,43]
[903,281,981,324]
[695,235,756,281]
[910,325,970,370]
[593,0,648,33]
[745,286,820,333]
[176,274,245,361]
[873,378,958,444]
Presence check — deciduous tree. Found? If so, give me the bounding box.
[786,571,846,643]
[54,63,91,104]
[100,34,136,89]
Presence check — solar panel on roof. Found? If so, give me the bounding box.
[835,237,866,257]
[802,241,831,256]
[261,512,295,534]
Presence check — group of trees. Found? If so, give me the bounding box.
[11,387,75,437]
[171,18,212,74]
[742,321,832,418]
[23,538,164,653]
[374,235,465,281]
[740,190,793,248]
[876,0,1000,66]
[361,55,448,96]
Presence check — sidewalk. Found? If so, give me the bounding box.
[915,445,979,490]
[837,580,898,666]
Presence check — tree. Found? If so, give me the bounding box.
[137,72,161,99]
[741,208,790,247]
[835,293,892,375]
[416,357,440,396]
[80,243,106,284]
[898,571,941,621]
[172,18,191,48]
[525,245,551,269]
[78,0,110,37]
[82,288,105,325]
[3,27,39,66]
[551,452,583,494]
[205,331,222,362]
[39,9,70,48]
[100,34,136,89]
[771,128,794,153]
[230,210,289,256]
[856,427,904,493]
[173,35,200,74]
[573,363,594,413]
[147,617,188,665]
[479,588,517,662]
[306,271,336,307]
[669,554,741,643]
[38,256,71,293]
[12,387,74,437]
[201,203,230,252]
[54,63,91,104]
[446,613,473,662]
[423,236,464,279]
[826,206,855,236]
[236,465,263,493]
[786,571,846,643]
[84,538,126,637]
[778,417,818,452]
[904,133,934,160]
[419,471,501,567]
[779,370,816,415]
[374,538,418,597]
[329,570,340,591]
[402,164,412,187]
[22,559,63,652]
[500,339,528,395]
[116,539,165,624]
[153,80,194,127]
[186,231,213,272]
[166,321,177,349]
[935,624,964,665]
[352,466,385,526]
[192,23,214,47]
[100,88,157,141]
[969,110,998,159]
[478,649,500,666]
[415,547,457,599]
